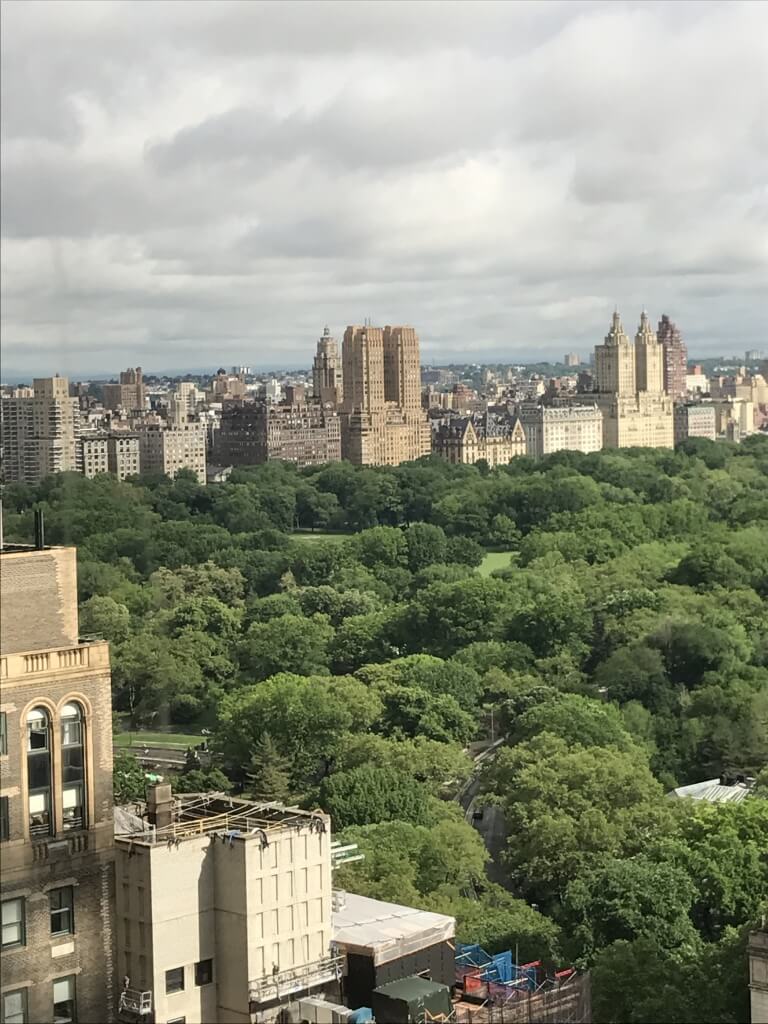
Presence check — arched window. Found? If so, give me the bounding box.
[61,703,86,832]
[27,707,52,837]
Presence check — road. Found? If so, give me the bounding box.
[457,737,511,889]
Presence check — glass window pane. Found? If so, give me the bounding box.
[28,754,51,790]
[62,721,82,747]
[62,746,84,783]
[2,898,25,948]
[2,989,27,1024]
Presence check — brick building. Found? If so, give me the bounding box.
[102,368,146,414]
[1,377,81,484]
[433,413,527,466]
[0,537,116,1024]
[215,396,342,468]
[657,315,688,399]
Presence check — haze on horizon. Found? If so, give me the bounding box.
[1,0,767,378]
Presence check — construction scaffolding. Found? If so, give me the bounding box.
[452,944,591,1024]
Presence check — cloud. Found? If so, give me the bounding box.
[2,0,767,376]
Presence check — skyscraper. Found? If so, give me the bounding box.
[102,367,146,414]
[657,315,688,399]
[340,324,430,465]
[593,312,674,449]
[312,328,343,407]
[0,377,81,483]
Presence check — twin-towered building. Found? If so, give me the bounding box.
[593,311,675,449]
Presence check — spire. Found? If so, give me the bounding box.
[635,310,656,345]
[605,310,627,346]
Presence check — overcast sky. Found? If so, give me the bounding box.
[1,0,766,378]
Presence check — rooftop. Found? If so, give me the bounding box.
[668,776,755,804]
[115,792,329,846]
[332,891,455,966]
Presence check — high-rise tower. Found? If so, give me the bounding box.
[312,328,343,407]
[593,311,673,449]
[593,311,636,397]
[0,377,81,483]
[657,315,688,398]
[340,324,430,465]
[634,311,664,393]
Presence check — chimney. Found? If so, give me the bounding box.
[146,783,174,829]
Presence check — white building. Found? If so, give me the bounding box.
[518,403,603,458]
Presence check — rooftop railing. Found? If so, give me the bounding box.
[249,954,343,1005]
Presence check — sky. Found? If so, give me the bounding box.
[1,0,767,378]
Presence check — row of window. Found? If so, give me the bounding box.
[2,976,76,1024]
[2,887,75,948]
[165,959,213,994]
[0,704,87,842]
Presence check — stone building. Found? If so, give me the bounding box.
[215,397,342,468]
[0,538,115,1024]
[1,377,81,484]
[312,327,343,407]
[749,928,768,1024]
[433,413,526,466]
[593,312,674,450]
[341,325,431,466]
[518,402,603,458]
[137,421,207,482]
[77,435,141,481]
[102,368,146,414]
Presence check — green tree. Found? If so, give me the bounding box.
[319,765,429,829]
[238,614,334,680]
[247,733,293,802]
[113,752,146,804]
[79,595,131,643]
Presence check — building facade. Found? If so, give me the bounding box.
[0,541,115,1024]
[673,403,717,446]
[341,325,431,466]
[593,312,674,450]
[1,378,81,484]
[518,403,603,458]
[215,400,342,467]
[102,368,146,414]
[657,315,688,399]
[433,413,526,466]
[312,328,343,407]
[749,928,768,1024]
[137,422,207,482]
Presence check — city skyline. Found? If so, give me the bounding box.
[2,1,767,376]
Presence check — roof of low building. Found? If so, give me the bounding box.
[332,892,455,966]
[668,778,754,804]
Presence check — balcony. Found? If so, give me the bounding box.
[249,955,343,1006]
[118,989,153,1020]
[1,639,109,681]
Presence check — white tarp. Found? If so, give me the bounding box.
[332,892,455,966]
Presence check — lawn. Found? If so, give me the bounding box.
[478,550,515,576]
[114,731,204,750]
[291,531,352,542]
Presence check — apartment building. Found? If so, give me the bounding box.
[102,368,146,415]
[673,403,717,446]
[433,413,526,466]
[340,325,431,466]
[0,533,116,1024]
[593,312,674,450]
[518,403,603,458]
[312,328,343,407]
[215,398,342,468]
[137,421,207,483]
[0,377,81,484]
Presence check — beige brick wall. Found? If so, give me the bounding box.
[0,548,79,656]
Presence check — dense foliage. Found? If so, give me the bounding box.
[4,437,768,1023]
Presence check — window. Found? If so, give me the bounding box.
[165,967,184,994]
[1,897,25,949]
[2,989,27,1024]
[0,711,7,755]
[0,797,9,842]
[61,704,85,832]
[27,707,52,837]
[194,959,213,986]
[50,887,74,936]
[53,976,76,1024]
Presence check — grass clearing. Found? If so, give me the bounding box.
[114,731,203,750]
[478,550,516,576]
[291,532,352,543]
